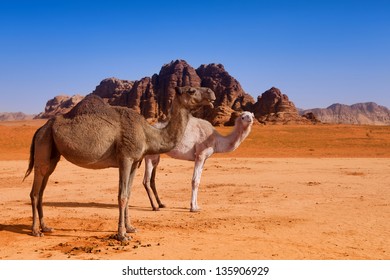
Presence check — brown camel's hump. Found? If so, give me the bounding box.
[63,94,114,119]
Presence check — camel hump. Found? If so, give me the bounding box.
[63,94,112,119]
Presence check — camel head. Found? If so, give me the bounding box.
[237,111,255,128]
[175,86,216,111]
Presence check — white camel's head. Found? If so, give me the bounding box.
[237,111,254,128]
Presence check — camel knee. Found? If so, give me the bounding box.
[191,178,200,190]
[30,190,37,203]
[33,163,51,177]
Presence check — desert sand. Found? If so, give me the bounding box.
[0,120,389,259]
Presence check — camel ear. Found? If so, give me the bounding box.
[175,87,183,95]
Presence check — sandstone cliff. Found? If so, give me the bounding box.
[35,59,312,125]
[35,94,84,119]
[253,87,316,124]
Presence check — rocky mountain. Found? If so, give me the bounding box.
[35,59,313,125]
[254,87,318,124]
[301,102,390,125]
[35,94,84,118]
[0,112,35,121]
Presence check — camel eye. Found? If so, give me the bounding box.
[188,88,196,95]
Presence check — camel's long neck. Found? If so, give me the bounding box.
[145,98,189,155]
[215,122,251,153]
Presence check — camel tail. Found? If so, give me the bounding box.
[23,128,39,181]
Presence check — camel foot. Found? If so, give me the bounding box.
[41,226,54,233]
[152,206,160,211]
[115,233,131,242]
[126,226,137,233]
[159,204,166,208]
[31,230,44,237]
[190,207,201,212]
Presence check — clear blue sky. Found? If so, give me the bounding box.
[1,0,389,114]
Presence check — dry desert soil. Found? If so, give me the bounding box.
[0,120,389,259]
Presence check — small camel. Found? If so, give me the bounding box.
[24,86,216,241]
[142,111,254,212]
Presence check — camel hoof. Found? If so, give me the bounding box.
[32,230,44,237]
[41,226,54,233]
[152,207,160,211]
[159,204,166,208]
[116,234,131,242]
[190,208,201,212]
[126,226,137,233]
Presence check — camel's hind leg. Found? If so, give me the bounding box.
[29,122,60,237]
[30,158,59,236]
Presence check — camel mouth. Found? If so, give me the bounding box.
[206,98,215,108]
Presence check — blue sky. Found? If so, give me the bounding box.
[0,0,389,114]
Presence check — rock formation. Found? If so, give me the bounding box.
[253,87,315,124]
[301,102,390,125]
[35,94,84,119]
[195,63,254,125]
[35,59,315,125]
[35,60,256,124]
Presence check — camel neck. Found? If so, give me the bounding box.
[215,121,251,153]
[146,98,189,155]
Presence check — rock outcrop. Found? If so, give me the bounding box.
[35,94,84,119]
[196,63,254,125]
[253,87,315,124]
[36,60,258,125]
[35,59,316,125]
[301,102,390,125]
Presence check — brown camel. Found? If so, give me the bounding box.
[24,86,215,241]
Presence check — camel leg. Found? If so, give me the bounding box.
[190,156,206,212]
[117,158,135,241]
[124,161,138,233]
[30,123,60,237]
[30,170,46,236]
[30,161,59,236]
[190,148,213,212]
[142,155,161,211]
[150,165,166,209]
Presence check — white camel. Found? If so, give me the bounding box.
[142,111,254,212]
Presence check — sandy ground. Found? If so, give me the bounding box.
[1,157,389,260]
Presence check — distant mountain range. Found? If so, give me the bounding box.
[0,112,35,121]
[300,102,390,125]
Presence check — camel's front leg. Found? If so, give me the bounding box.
[190,158,206,212]
[124,161,139,233]
[150,164,166,209]
[143,155,163,211]
[117,159,133,241]
[190,148,213,212]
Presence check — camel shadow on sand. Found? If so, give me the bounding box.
[43,201,117,209]
[42,201,159,212]
[0,223,30,235]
